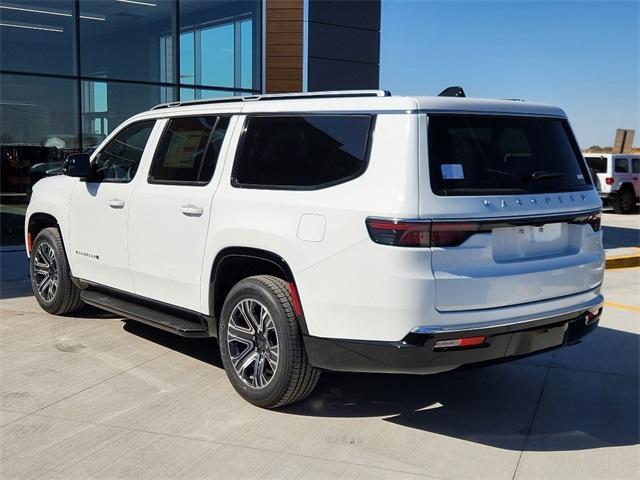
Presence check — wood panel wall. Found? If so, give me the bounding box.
[265,0,303,93]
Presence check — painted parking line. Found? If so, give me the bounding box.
[604,300,640,313]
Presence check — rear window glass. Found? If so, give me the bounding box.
[233,115,373,189]
[585,156,608,174]
[633,158,640,174]
[428,115,591,196]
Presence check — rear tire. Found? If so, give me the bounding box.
[30,227,84,315]
[613,186,636,214]
[219,275,320,408]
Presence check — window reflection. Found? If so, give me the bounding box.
[0,74,79,244]
[179,88,230,101]
[0,0,261,245]
[79,0,174,82]
[0,1,77,75]
[82,81,175,147]
[179,0,260,91]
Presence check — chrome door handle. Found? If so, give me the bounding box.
[108,199,125,209]
[181,204,203,217]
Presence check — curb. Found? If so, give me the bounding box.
[605,248,640,270]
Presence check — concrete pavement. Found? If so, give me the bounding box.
[0,271,638,479]
[1,210,638,479]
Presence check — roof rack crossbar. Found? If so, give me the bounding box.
[151,90,391,110]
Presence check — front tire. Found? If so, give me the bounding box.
[219,275,320,408]
[30,227,84,315]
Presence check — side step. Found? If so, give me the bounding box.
[80,290,211,338]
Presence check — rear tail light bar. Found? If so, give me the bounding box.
[605,177,614,185]
[365,219,483,248]
[366,209,602,248]
[364,219,431,247]
[582,212,601,232]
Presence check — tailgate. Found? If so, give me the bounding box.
[431,211,604,312]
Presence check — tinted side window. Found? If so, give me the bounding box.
[149,116,230,184]
[633,158,640,174]
[615,158,629,173]
[233,115,373,189]
[585,156,608,173]
[92,121,155,182]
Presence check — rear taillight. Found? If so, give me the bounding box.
[431,222,481,247]
[586,212,601,232]
[366,218,482,248]
[605,177,614,185]
[365,219,431,247]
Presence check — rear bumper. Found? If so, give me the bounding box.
[304,298,603,374]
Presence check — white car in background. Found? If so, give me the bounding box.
[585,153,640,214]
[25,89,604,408]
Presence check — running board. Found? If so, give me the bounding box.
[80,290,211,338]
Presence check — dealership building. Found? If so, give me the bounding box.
[0,0,381,245]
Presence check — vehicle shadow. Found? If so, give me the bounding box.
[283,325,639,452]
[121,319,638,452]
[123,319,223,367]
[75,304,122,320]
[603,225,640,249]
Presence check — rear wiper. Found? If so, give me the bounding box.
[525,171,566,183]
[486,168,517,178]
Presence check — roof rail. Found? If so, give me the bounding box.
[151,89,392,110]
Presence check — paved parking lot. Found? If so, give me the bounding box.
[0,214,638,479]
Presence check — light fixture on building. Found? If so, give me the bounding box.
[0,4,105,21]
[116,0,158,7]
[0,21,63,33]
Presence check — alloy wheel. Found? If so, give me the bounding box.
[33,242,58,302]
[227,299,279,389]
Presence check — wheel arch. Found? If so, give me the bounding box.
[620,181,637,195]
[27,212,59,253]
[209,247,308,334]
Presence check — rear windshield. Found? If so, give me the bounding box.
[585,156,608,173]
[428,115,591,196]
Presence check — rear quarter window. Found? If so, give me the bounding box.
[428,114,591,196]
[232,115,374,189]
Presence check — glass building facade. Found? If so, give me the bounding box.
[0,0,262,245]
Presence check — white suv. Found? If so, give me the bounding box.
[25,90,604,408]
[585,153,640,214]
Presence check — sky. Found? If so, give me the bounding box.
[380,0,640,148]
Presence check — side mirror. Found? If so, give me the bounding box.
[62,153,91,178]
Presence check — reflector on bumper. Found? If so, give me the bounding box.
[433,336,486,350]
